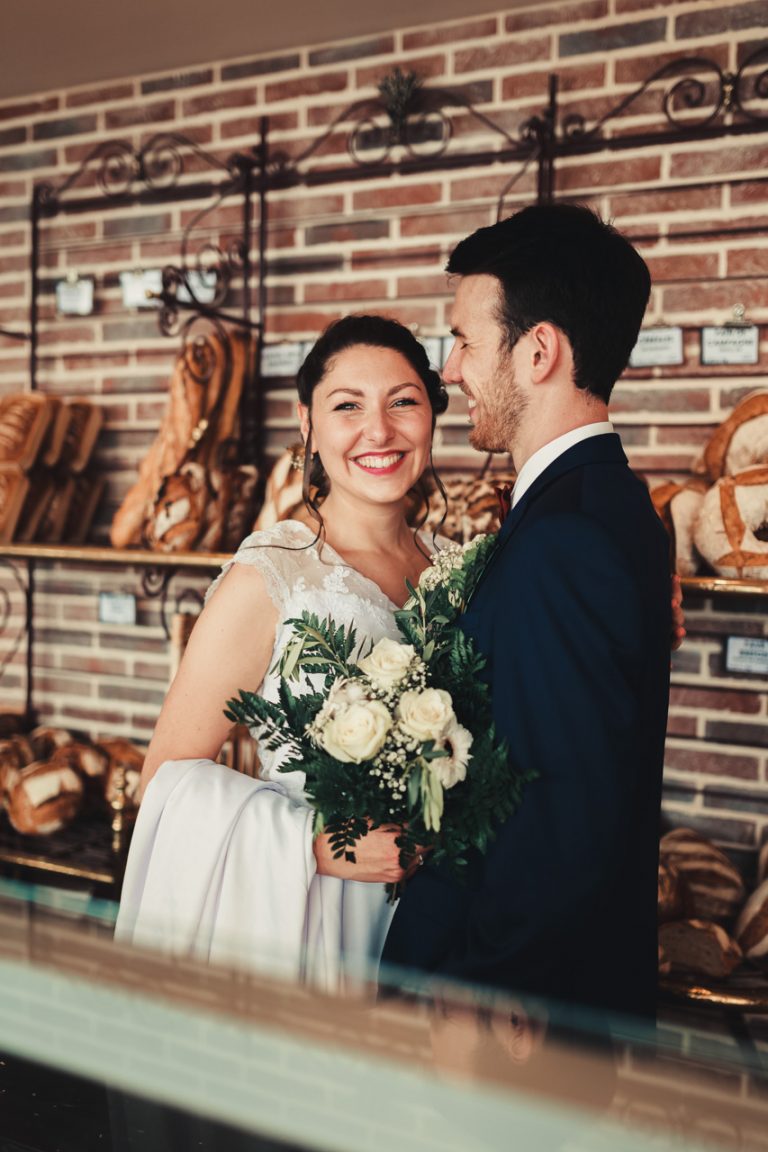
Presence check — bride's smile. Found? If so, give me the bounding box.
[298,343,433,509]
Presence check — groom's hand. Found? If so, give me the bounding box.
[313,825,427,883]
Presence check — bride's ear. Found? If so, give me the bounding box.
[297,402,311,449]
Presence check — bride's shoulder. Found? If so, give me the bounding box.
[206,520,314,608]
[233,519,314,557]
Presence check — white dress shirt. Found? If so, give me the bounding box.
[511,421,615,508]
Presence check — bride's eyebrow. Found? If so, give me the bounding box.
[326,383,421,398]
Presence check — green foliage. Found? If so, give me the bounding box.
[225,531,536,900]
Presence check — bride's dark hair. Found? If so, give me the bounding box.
[297,314,449,546]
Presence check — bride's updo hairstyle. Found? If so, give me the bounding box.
[296,314,448,534]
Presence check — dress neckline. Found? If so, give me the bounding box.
[282,519,428,611]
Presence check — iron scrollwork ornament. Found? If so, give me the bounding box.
[561,47,768,141]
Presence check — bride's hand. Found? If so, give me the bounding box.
[313,825,426,883]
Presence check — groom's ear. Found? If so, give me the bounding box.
[528,322,565,384]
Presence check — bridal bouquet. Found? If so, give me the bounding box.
[225,533,532,898]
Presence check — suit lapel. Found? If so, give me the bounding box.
[466,434,627,606]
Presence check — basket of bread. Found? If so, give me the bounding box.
[658,826,768,1003]
[0,724,144,838]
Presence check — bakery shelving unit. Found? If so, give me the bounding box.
[2,53,768,905]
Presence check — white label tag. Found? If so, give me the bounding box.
[725,635,768,675]
[629,327,684,367]
[98,592,137,626]
[701,326,759,365]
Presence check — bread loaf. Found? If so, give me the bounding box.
[659,828,745,922]
[650,480,707,576]
[0,463,30,544]
[422,471,516,543]
[703,390,768,482]
[658,919,742,979]
[0,393,52,470]
[734,877,768,965]
[144,461,208,552]
[58,400,102,473]
[658,860,687,922]
[49,741,109,792]
[0,735,33,804]
[7,760,84,835]
[29,725,73,761]
[253,444,306,532]
[693,466,768,580]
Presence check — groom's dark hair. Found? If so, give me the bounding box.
[447,203,651,403]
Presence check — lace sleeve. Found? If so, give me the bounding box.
[204,525,296,613]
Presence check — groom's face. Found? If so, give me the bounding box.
[443,275,527,455]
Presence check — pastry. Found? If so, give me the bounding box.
[0,463,30,544]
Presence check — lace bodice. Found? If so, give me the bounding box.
[206,520,419,797]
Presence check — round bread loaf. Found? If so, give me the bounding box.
[703,390,768,482]
[659,828,745,923]
[658,859,687,922]
[734,877,768,965]
[29,725,73,761]
[650,480,707,576]
[658,919,742,979]
[7,760,83,835]
[49,742,109,795]
[693,466,768,580]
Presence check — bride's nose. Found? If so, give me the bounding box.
[362,406,395,445]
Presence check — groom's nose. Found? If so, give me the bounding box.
[442,341,463,384]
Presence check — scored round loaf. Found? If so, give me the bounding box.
[650,480,707,576]
[734,877,768,966]
[703,390,768,482]
[29,725,73,761]
[693,466,768,580]
[658,859,687,922]
[144,461,208,552]
[0,735,34,805]
[659,828,745,923]
[7,760,84,835]
[658,919,742,979]
[49,742,109,797]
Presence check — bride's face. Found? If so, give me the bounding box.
[298,344,433,509]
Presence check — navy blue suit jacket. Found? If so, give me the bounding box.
[382,434,671,1019]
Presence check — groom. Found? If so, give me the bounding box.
[382,203,672,1021]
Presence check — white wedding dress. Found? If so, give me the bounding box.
[116,520,423,992]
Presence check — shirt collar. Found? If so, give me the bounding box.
[511,421,615,508]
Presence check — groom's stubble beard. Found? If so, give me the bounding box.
[468,346,527,455]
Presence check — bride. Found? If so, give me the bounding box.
[115,314,450,990]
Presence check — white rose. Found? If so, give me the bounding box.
[397,688,455,744]
[317,699,392,763]
[430,719,472,789]
[357,637,416,691]
[312,677,366,729]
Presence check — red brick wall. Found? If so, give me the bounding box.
[1,0,768,869]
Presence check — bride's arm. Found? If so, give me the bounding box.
[139,563,278,799]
